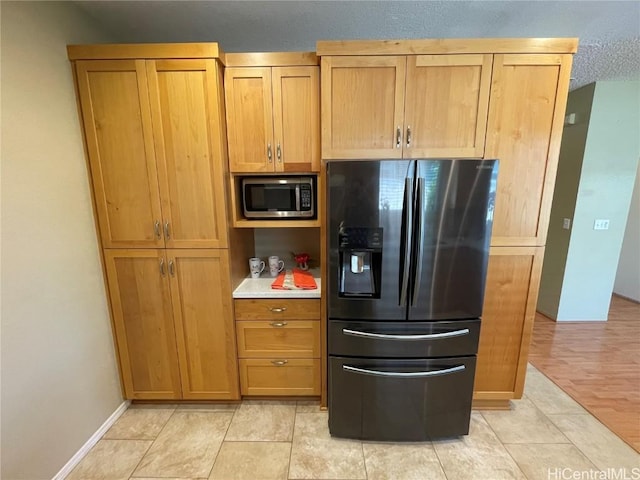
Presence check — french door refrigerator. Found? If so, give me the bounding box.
[327,159,498,441]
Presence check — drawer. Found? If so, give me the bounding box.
[234,299,320,320]
[239,359,321,396]
[236,321,320,358]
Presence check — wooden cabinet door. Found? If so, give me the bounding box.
[225,67,274,172]
[147,60,228,249]
[104,249,181,399]
[168,250,240,400]
[321,56,406,159]
[485,54,573,246]
[272,66,320,172]
[76,60,164,248]
[404,54,492,158]
[474,247,544,401]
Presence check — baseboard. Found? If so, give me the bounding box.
[52,400,130,480]
[612,292,640,304]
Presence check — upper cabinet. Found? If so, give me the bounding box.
[320,54,492,159]
[225,53,320,173]
[75,57,229,248]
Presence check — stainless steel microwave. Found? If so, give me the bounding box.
[242,176,315,219]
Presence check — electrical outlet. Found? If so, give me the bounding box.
[562,218,571,230]
[594,219,610,230]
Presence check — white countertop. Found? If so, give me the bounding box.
[233,268,322,299]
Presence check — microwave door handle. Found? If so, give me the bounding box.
[295,184,301,212]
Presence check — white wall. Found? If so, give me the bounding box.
[614,162,640,301]
[1,2,123,479]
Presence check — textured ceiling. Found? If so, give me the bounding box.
[74,0,640,90]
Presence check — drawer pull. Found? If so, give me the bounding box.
[271,360,288,366]
[269,307,287,313]
[343,364,465,378]
[270,321,288,327]
[342,328,469,341]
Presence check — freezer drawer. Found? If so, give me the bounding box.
[329,356,476,441]
[328,319,480,358]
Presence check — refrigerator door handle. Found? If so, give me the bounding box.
[343,364,466,378]
[412,177,426,306]
[399,177,414,306]
[342,328,470,340]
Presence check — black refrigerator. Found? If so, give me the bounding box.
[327,159,498,441]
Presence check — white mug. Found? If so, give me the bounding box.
[249,257,265,279]
[268,256,285,277]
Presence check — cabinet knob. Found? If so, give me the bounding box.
[159,258,166,276]
[271,360,288,366]
[276,143,282,162]
[154,220,161,240]
[267,143,273,163]
[396,126,402,148]
[169,259,175,276]
[269,307,287,313]
[270,321,288,327]
[164,221,170,240]
[406,126,412,147]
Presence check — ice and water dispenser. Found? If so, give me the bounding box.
[338,226,382,298]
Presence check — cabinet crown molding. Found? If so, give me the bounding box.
[67,42,225,62]
[316,38,578,56]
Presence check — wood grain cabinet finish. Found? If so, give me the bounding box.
[321,54,492,159]
[485,54,573,246]
[105,249,239,400]
[76,58,228,248]
[225,66,320,173]
[234,299,321,396]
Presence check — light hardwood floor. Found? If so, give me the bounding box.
[529,295,640,453]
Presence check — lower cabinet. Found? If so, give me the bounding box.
[235,298,321,396]
[474,246,544,403]
[104,249,240,400]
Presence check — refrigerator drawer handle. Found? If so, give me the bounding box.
[343,364,465,378]
[342,328,469,340]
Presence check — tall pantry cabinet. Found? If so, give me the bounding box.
[317,39,576,408]
[69,44,240,400]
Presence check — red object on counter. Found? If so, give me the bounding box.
[271,269,317,290]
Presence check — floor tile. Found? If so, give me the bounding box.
[103,407,175,440]
[481,398,570,444]
[296,400,321,413]
[209,441,290,480]
[67,439,151,480]
[362,442,446,480]
[433,413,526,480]
[524,368,586,415]
[548,413,640,470]
[505,444,598,480]
[289,412,366,480]
[131,411,233,478]
[225,402,296,441]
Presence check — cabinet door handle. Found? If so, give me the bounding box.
[270,321,288,327]
[406,126,412,147]
[164,221,170,240]
[168,259,175,276]
[267,143,273,163]
[396,126,402,148]
[276,143,282,162]
[271,360,288,366]
[269,307,287,313]
[159,258,166,276]
[154,220,161,239]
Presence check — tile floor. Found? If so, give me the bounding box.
[67,364,640,480]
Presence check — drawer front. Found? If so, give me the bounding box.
[235,299,320,320]
[239,359,321,396]
[237,321,320,358]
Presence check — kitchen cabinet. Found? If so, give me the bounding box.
[225,55,320,173]
[320,54,492,159]
[105,249,239,400]
[485,53,573,247]
[76,58,228,248]
[235,298,321,396]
